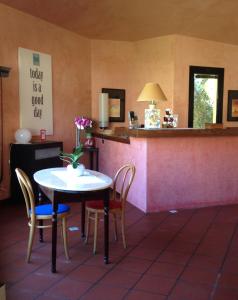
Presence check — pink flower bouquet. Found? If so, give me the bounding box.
[74,116,92,131]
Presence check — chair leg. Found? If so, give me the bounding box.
[62,217,69,260]
[85,210,91,244]
[121,213,127,249]
[112,213,118,241]
[26,224,35,263]
[93,212,98,254]
[39,220,44,242]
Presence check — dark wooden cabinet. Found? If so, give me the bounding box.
[10,141,63,202]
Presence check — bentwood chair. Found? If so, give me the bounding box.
[85,164,136,254]
[15,168,70,262]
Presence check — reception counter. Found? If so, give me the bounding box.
[94,128,238,213]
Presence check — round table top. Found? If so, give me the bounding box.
[34,167,112,192]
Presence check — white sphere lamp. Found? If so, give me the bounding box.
[15,128,32,144]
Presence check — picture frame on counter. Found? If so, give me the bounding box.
[102,88,125,122]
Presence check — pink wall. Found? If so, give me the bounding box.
[91,36,175,127]
[95,137,148,212]
[174,35,238,127]
[2,3,238,204]
[91,40,134,127]
[0,4,91,200]
[97,136,238,213]
[147,136,238,211]
[133,36,175,120]
[92,35,238,129]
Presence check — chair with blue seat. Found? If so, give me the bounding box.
[15,168,70,262]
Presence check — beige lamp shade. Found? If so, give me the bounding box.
[137,82,167,108]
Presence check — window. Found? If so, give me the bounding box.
[188,66,224,128]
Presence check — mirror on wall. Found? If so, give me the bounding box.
[188,66,224,128]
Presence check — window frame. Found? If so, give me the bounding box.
[188,66,224,128]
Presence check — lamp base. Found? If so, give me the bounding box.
[149,104,156,109]
[144,108,160,129]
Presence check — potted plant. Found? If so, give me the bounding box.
[59,143,85,176]
[75,116,95,147]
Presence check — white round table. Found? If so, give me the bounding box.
[34,167,113,273]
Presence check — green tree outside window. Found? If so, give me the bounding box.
[193,78,213,128]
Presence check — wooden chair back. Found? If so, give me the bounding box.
[15,168,35,219]
[112,164,136,209]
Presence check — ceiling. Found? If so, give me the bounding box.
[1,0,238,45]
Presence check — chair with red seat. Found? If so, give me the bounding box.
[15,168,70,262]
[85,164,136,254]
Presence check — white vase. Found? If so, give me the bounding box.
[66,164,85,177]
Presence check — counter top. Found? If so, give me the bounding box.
[128,127,238,137]
[94,127,238,142]
[93,131,130,144]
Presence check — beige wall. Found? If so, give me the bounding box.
[0,4,91,200]
[91,40,134,127]
[174,35,238,127]
[92,34,238,128]
[133,36,175,125]
[91,36,175,126]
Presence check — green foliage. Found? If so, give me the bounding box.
[59,144,84,169]
[193,79,213,128]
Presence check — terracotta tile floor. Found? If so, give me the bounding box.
[1,201,238,299]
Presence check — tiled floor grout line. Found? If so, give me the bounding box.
[33,255,93,300]
[0,204,82,265]
[5,206,91,298]
[120,209,199,299]
[3,204,102,289]
[209,222,238,300]
[117,212,199,299]
[164,206,224,300]
[1,204,165,300]
[3,242,52,290]
[0,225,52,256]
[33,207,160,299]
[4,203,238,300]
[78,212,171,299]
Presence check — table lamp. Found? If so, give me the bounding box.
[137,82,167,128]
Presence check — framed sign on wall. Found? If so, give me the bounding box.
[18,47,53,135]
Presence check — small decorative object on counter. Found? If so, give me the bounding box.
[40,129,46,141]
[145,108,160,128]
[128,111,139,129]
[162,109,178,128]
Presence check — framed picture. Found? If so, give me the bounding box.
[227,90,238,121]
[102,88,125,122]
